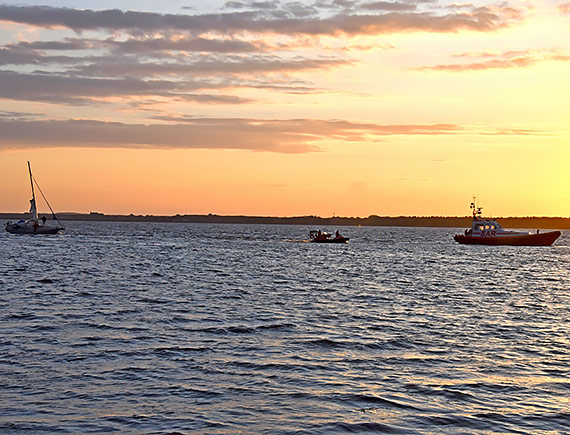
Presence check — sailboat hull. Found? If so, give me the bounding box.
[6,222,63,235]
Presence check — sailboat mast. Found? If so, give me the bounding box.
[28,161,35,200]
[27,161,39,222]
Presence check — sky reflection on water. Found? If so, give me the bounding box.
[1,222,569,433]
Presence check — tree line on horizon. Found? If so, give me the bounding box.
[1,212,569,229]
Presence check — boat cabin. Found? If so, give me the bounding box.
[464,201,526,238]
[467,218,504,237]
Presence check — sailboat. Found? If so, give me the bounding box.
[5,162,65,235]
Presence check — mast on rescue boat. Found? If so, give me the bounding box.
[470,197,482,220]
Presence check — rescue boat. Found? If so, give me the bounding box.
[454,202,560,246]
[309,230,349,243]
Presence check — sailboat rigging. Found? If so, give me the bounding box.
[5,162,65,235]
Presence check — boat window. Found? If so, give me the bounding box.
[491,225,495,229]
[485,225,490,230]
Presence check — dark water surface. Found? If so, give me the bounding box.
[1,222,569,434]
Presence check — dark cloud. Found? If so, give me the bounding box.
[0,117,546,153]
[224,1,249,8]
[315,0,356,7]
[0,35,348,103]
[280,2,320,18]
[106,36,265,54]
[68,54,350,78]
[0,110,43,120]
[0,117,466,153]
[6,36,266,56]
[0,118,320,153]
[0,2,525,107]
[224,1,282,9]
[0,4,523,35]
[0,43,96,66]
[18,38,94,51]
[0,6,257,33]
[0,71,252,105]
[0,28,349,103]
[361,2,417,12]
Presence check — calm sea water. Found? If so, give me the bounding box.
[1,222,569,434]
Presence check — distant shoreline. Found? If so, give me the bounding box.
[2,212,570,229]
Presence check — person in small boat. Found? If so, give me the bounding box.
[41,216,47,225]
[334,230,344,239]
[316,230,332,241]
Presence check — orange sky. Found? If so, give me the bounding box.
[1,1,569,217]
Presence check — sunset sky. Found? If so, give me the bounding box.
[1,0,569,217]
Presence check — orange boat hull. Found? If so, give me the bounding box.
[454,231,561,246]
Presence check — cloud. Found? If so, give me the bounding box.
[480,127,552,136]
[0,117,321,153]
[0,4,524,36]
[361,2,417,12]
[0,43,94,66]
[68,55,350,78]
[224,1,282,9]
[103,36,267,54]
[0,48,347,104]
[559,2,570,14]
[5,36,266,56]
[0,110,42,120]
[0,116,546,153]
[0,70,252,105]
[0,117,466,153]
[416,49,570,71]
[0,31,350,104]
[17,38,93,51]
[0,2,528,109]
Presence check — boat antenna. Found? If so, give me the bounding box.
[31,169,65,229]
[471,196,482,219]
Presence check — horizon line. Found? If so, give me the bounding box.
[2,212,570,219]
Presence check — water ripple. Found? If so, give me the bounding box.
[1,222,569,434]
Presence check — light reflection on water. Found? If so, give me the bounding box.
[0,222,569,434]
